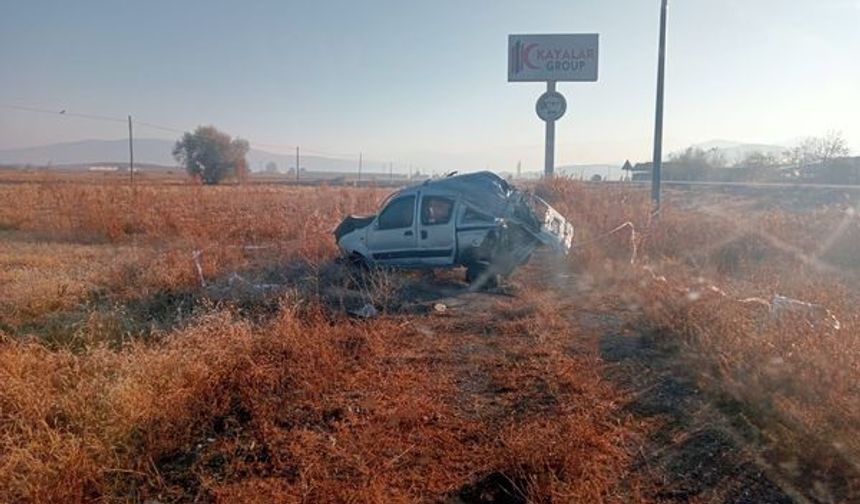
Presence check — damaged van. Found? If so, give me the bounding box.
[334,171,574,287]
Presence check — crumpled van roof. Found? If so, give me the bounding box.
[402,171,515,216]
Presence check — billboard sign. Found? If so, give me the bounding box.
[508,34,599,82]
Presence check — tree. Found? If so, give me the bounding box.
[671,146,726,168]
[731,150,784,182]
[264,161,279,174]
[668,146,726,180]
[816,131,850,164]
[788,131,850,167]
[740,150,780,169]
[173,126,250,184]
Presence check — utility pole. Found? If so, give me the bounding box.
[652,0,669,209]
[357,152,362,186]
[128,115,134,187]
[128,114,137,248]
[295,146,300,182]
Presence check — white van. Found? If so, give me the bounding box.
[334,171,574,287]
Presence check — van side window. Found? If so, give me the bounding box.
[377,195,415,230]
[421,196,455,225]
[462,207,494,224]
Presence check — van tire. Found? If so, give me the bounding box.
[466,263,498,290]
[348,253,369,270]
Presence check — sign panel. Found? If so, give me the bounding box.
[508,34,599,82]
[536,91,566,122]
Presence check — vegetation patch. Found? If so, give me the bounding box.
[1,176,858,502]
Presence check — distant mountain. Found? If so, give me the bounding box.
[0,138,374,173]
[0,139,176,167]
[686,139,787,163]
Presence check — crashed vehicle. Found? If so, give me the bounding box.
[334,171,574,286]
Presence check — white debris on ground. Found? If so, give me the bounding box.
[348,303,378,319]
[585,218,842,332]
[225,272,280,292]
[643,264,841,331]
[768,295,841,330]
[192,250,206,287]
[192,247,283,293]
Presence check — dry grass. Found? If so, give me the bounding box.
[0,178,647,503]
[1,174,859,502]
[0,182,387,326]
[1,284,643,502]
[538,178,860,497]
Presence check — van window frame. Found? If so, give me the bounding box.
[376,194,416,230]
[420,195,456,226]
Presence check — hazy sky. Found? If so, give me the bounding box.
[1,0,858,171]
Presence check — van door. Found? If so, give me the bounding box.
[366,194,418,265]
[416,193,457,266]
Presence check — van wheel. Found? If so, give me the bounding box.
[466,263,498,290]
[348,253,369,270]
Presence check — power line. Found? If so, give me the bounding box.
[2,102,377,164]
[132,119,184,134]
[1,104,186,135]
[1,103,127,124]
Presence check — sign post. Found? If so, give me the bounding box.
[538,81,566,176]
[508,33,599,177]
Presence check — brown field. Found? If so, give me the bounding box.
[0,166,412,188]
[0,172,858,503]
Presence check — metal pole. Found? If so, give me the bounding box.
[128,115,137,247]
[544,81,556,177]
[357,152,362,186]
[128,115,134,186]
[652,0,669,208]
[295,146,300,182]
